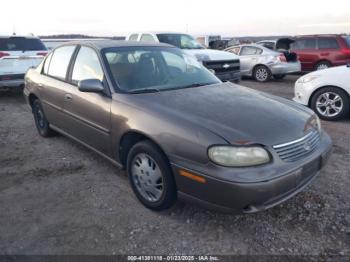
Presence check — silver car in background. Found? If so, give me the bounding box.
[225,44,301,82]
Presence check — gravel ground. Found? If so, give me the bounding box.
[0,75,349,256]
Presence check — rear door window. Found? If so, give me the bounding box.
[240,46,263,56]
[129,34,138,41]
[318,38,339,49]
[293,38,317,49]
[47,45,76,80]
[0,37,47,51]
[71,46,104,84]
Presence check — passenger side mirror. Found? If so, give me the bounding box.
[347,63,350,68]
[78,79,104,93]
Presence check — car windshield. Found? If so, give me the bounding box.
[103,47,220,93]
[156,34,204,49]
[342,36,350,47]
[0,37,47,51]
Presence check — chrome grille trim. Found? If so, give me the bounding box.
[273,130,321,162]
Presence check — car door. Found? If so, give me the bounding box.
[39,45,77,129]
[239,46,262,75]
[62,46,112,156]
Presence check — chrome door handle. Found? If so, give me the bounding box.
[64,93,73,102]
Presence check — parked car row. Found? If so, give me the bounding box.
[257,35,350,72]
[126,32,241,82]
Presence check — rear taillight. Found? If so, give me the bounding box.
[278,54,287,62]
[36,52,48,56]
[0,52,10,58]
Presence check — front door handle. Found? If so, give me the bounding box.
[64,93,73,102]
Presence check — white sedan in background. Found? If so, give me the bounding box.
[294,64,350,121]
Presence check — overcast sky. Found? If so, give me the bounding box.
[1,0,350,37]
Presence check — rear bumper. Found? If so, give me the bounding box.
[270,62,301,75]
[0,74,25,88]
[172,132,332,213]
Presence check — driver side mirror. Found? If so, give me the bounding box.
[347,63,350,68]
[78,79,104,93]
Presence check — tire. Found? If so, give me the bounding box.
[127,140,177,210]
[32,99,55,137]
[315,61,331,71]
[253,65,271,82]
[310,87,349,121]
[273,74,286,80]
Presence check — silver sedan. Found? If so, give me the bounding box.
[225,44,301,82]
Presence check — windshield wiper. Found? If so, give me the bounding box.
[168,82,216,91]
[127,88,160,94]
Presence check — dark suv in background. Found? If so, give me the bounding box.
[291,35,350,71]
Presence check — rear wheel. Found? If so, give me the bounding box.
[310,87,349,121]
[32,99,55,137]
[253,65,271,82]
[315,61,331,71]
[273,74,286,80]
[127,140,177,210]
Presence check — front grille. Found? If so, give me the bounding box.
[273,130,321,162]
[203,60,240,73]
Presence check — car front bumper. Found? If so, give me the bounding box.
[293,80,317,106]
[270,62,301,75]
[171,132,332,213]
[215,70,241,82]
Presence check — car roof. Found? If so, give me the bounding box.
[57,40,175,50]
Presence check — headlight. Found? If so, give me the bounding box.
[308,114,322,133]
[208,146,270,167]
[297,75,320,83]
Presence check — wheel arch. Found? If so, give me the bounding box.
[314,59,332,69]
[308,85,350,107]
[118,130,170,169]
[28,93,39,109]
[251,63,271,75]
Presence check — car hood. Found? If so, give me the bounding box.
[120,82,314,146]
[183,48,239,61]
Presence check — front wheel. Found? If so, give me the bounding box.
[32,99,55,137]
[253,65,271,82]
[127,140,177,210]
[310,87,349,121]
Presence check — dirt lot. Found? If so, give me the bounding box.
[0,75,349,256]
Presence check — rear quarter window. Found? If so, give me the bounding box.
[342,36,350,48]
[0,37,47,51]
[318,38,339,49]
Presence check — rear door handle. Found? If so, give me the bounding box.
[64,93,73,102]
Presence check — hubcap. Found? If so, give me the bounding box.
[316,92,343,117]
[317,64,329,70]
[131,153,164,202]
[256,68,268,81]
[35,104,45,128]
